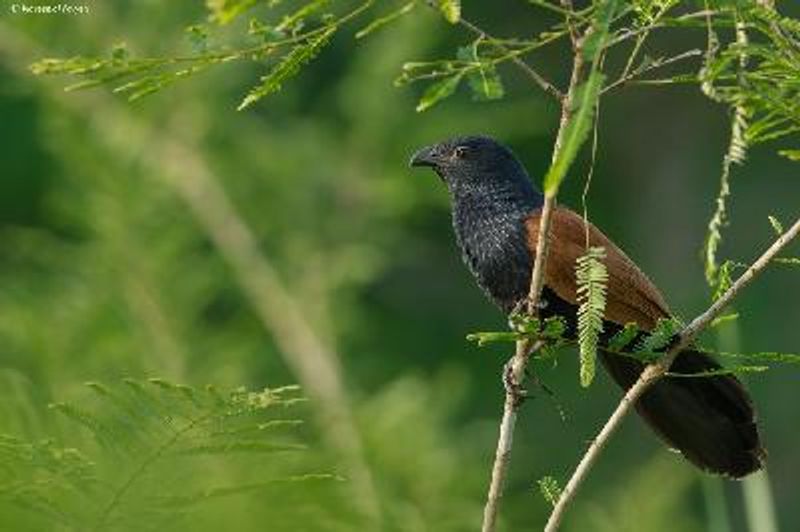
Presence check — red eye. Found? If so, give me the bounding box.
[454,146,469,158]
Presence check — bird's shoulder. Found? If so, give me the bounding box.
[524,205,670,330]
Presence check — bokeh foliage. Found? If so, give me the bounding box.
[2,0,800,530]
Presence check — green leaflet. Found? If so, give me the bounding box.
[581,0,619,60]
[457,45,505,101]
[466,316,567,347]
[768,215,784,235]
[635,317,682,358]
[575,246,609,387]
[538,475,562,507]
[466,331,523,346]
[698,348,800,365]
[437,0,461,24]
[607,322,640,352]
[207,0,261,25]
[543,0,617,195]
[665,365,769,378]
[415,72,464,112]
[238,26,336,111]
[778,149,800,162]
[543,72,604,195]
[355,1,416,39]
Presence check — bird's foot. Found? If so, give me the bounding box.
[503,359,528,407]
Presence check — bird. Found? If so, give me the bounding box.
[409,134,765,478]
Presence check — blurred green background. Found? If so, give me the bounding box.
[1,1,798,531]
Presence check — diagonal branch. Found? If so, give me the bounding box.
[544,216,800,532]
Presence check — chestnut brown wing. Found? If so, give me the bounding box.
[525,206,670,331]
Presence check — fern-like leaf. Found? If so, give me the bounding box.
[575,246,609,387]
[635,317,682,359]
[537,475,562,507]
[1,379,330,531]
[238,26,336,110]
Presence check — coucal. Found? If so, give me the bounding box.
[410,135,765,478]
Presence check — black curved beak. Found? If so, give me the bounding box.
[409,145,438,168]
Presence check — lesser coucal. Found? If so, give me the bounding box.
[410,135,765,478]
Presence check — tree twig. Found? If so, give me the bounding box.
[480,40,586,532]
[558,0,580,48]
[457,16,564,101]
[601,49,702,95]
[544,216,800,532]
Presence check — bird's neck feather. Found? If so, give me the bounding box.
[449,177,542,312]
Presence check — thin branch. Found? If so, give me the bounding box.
[616,0,678,85]
[544,216,800,532]
[457,16,564,101]
[601,49,702,94]
[608,10,722,48]
[560,0,581,49]
[481,44,586,532]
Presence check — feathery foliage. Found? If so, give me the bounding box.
[436,0,461,24]
[575,246,609,387]
[634,317,682,359]
[0,379,336,531]
[29,1,374,109]
[237,26,336,110]
[537,475,562,508]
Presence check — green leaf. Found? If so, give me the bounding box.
[608,322,640,352]
[709,312,739,328]
[666,365,769,378]
[509,312,541,333]
[711,260,744,302]
[415,72,463,112]
[355,1,416,39]
[437,0,461,24]
[778,149,800,161]
[575,246,608,387]
[207,0,260,25]
[457,44,505,101]
[541,316,567,340]
[466,331,522,346]
[538,475,562,507]
[248,18,286,42]
[543,72,604,194]
[581,0,619,60]
[768,215,784,235]
[467,64,504,101]
[238,26,335,111]
[276,0,331,34]
[636,317,682,358]
[703,349,800,365]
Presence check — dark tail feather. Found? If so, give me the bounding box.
[599,348,766,478]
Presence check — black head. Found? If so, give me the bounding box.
[410,135,542,312]
[409,135,540,200]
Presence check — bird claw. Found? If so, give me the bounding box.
[503,359,528,406]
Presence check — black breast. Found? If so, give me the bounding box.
[453,202,535,313]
